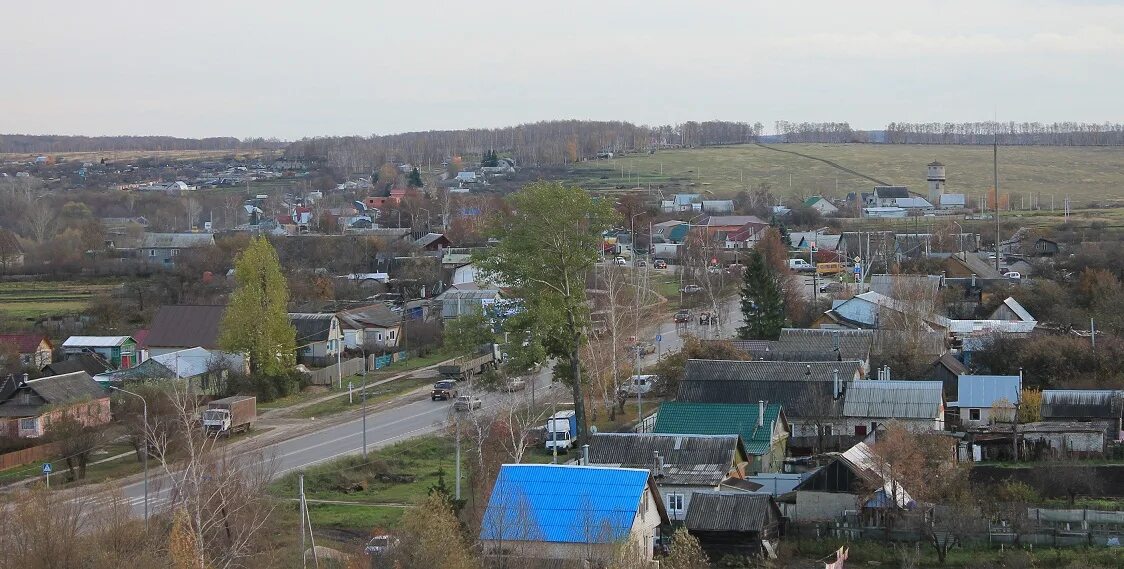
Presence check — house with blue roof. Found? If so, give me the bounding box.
[480,464,669,564]
[951,374,1021,428]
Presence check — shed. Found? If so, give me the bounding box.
[684,493,782,558]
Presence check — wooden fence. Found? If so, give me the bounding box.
[0,441,62,472]
[307,357,366,386]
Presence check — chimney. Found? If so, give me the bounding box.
[758,400,765,427]
[580,444,590,466]
[653,451,664,478]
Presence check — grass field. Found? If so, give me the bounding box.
[0,149,269,165]
[562,143,1124,205]
[0,281,117,321]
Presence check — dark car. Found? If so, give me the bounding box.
[674,309,690,323]
[654,259,668,269]
[431,380,458,401]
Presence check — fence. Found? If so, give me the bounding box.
[369,351,408,371]
[307,357,366,386]
[0,441,62,472]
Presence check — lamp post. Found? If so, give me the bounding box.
[110,386,148,527]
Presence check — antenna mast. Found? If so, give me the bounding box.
[994,129,1001,272]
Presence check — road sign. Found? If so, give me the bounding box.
[854,265,862,275]
[655,334,662,342]
[41,463,52,474]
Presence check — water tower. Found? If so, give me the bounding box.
[927,161,946,204]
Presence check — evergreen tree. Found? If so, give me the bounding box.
[737,250,785,340]
[407,166,423,188]
[219,236,297,376]
[482,149,499,168]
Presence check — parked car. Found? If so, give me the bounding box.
[674,309,691,323]
[614,256,627,266]
[454,395,483,411]
[819,282,844,293]
[680,284,702,294]
[431,380,458,401]
[654,259,668,269]
[707,266,722,274]
[636,259,647,267]
[632,341,656,356]
[788,259,814,272]
[364,535,397,556]
[1004,271,1022,280]
[505,378,527,392]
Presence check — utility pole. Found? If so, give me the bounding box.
[994,134,1001,272]
[454,413,462,500]
[299,473,307,569]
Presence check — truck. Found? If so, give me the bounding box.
[544,410,577,451]
[201,395,257,436]
[438,344,500,381]
[815,262,844,275]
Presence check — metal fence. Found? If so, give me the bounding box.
[369,351,408,370]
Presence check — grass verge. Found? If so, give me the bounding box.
[298,376,433,419]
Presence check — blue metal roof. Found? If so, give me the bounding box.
[954,375,1021,408]
[481,464,651,544]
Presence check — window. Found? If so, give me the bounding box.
[19,418,38,434]
[822,424,833,437]
[855,425,867,437]
[969,408,981,421]
[666,493,685,514]
[149,249,156,257]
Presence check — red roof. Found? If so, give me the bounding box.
[0,333,49,353]
[132,329,150,349]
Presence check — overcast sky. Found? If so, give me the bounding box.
[3,0,1121,139]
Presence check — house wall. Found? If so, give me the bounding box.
[17,398,111,438]
[959,406,1009,428]
[794,491,860,522]
[1024,431,1104,454]
[659,484,713,522]
[365,325,401,349]
[342,329,364,349]
[837,416,943,437]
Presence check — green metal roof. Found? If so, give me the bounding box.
[668,224,689,243]
[802,196,824,207]
[653,401,783,456]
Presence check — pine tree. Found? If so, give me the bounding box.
[219,236,297,377]
[482,149,499,168]
[407,166,423,188]
[738,250,785,340]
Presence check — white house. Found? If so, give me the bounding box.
[951,374,1021,428]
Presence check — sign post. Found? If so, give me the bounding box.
[42,462,52,489]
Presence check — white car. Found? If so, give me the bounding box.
[614,257,627,266]
[1004,271,1022,280]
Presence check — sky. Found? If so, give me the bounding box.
[2,0,1122,139]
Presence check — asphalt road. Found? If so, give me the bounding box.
[109,293,744,516]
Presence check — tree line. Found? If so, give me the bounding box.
[284,119,765,173]
[884,121,1124,145]
[0,134,285,154]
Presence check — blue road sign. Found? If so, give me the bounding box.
[655,334,662,342]
[42,463,52,474]
[854,266,862,275]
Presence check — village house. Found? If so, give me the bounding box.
[1020,421,1110,458]
[94,347,229,394]
[0,333,53,369]
[0,371,110,438]
[587,433,751,522]
[144,305,247,371]
[951,374,1021,428]
[414,232,452,252]
[288,313,343,366]
[684,493,783,559]
[140,233,215,267]
[42,353,110,377]
[480,464,668,565]
[802,196,839,216]
[436,288,503,319]
[336,304,403,349]
[653,401,789,474]
[1034,237,1060,256]
[942,251,1005,279]
[728,328,874,374]
[61,336,139,369]
[840,380,946,436]
[676,359,863,453]
[785,441,915,524]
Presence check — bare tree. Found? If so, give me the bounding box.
[149,384,275,569]
[24,198,57,243]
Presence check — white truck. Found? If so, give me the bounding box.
[544,410,577,451]
[201,395,257,436]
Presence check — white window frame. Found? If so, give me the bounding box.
[666,493,685,515]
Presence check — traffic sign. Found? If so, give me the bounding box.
[655,334,662,342]
[854,265,862,275]
[42,463,52,474]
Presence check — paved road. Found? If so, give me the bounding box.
[111,367,560,516]
[109,295,745,516]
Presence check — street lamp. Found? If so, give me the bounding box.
[109,385,148,527]
[951,221,964,254]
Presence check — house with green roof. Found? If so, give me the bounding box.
[802,196,839,216]
[653,401,789,474]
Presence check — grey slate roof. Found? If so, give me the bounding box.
[1041,390,1124,419]
[732,328,874,362]
[288,313,336,342]
[0,371,106,417]
[870,274,943,300]
[842,380,943,419]
[587,433,745,487]
[337,304,401,329]
[684,493,778,532]
[140,233,215,249]
[146,305,227,349]
[677,359,860,419]
[873,186,910,199]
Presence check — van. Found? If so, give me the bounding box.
[788,259,813,272]
[620,374,657,396]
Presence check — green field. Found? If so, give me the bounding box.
[562,143,1124,205]
[0,281,118,321]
